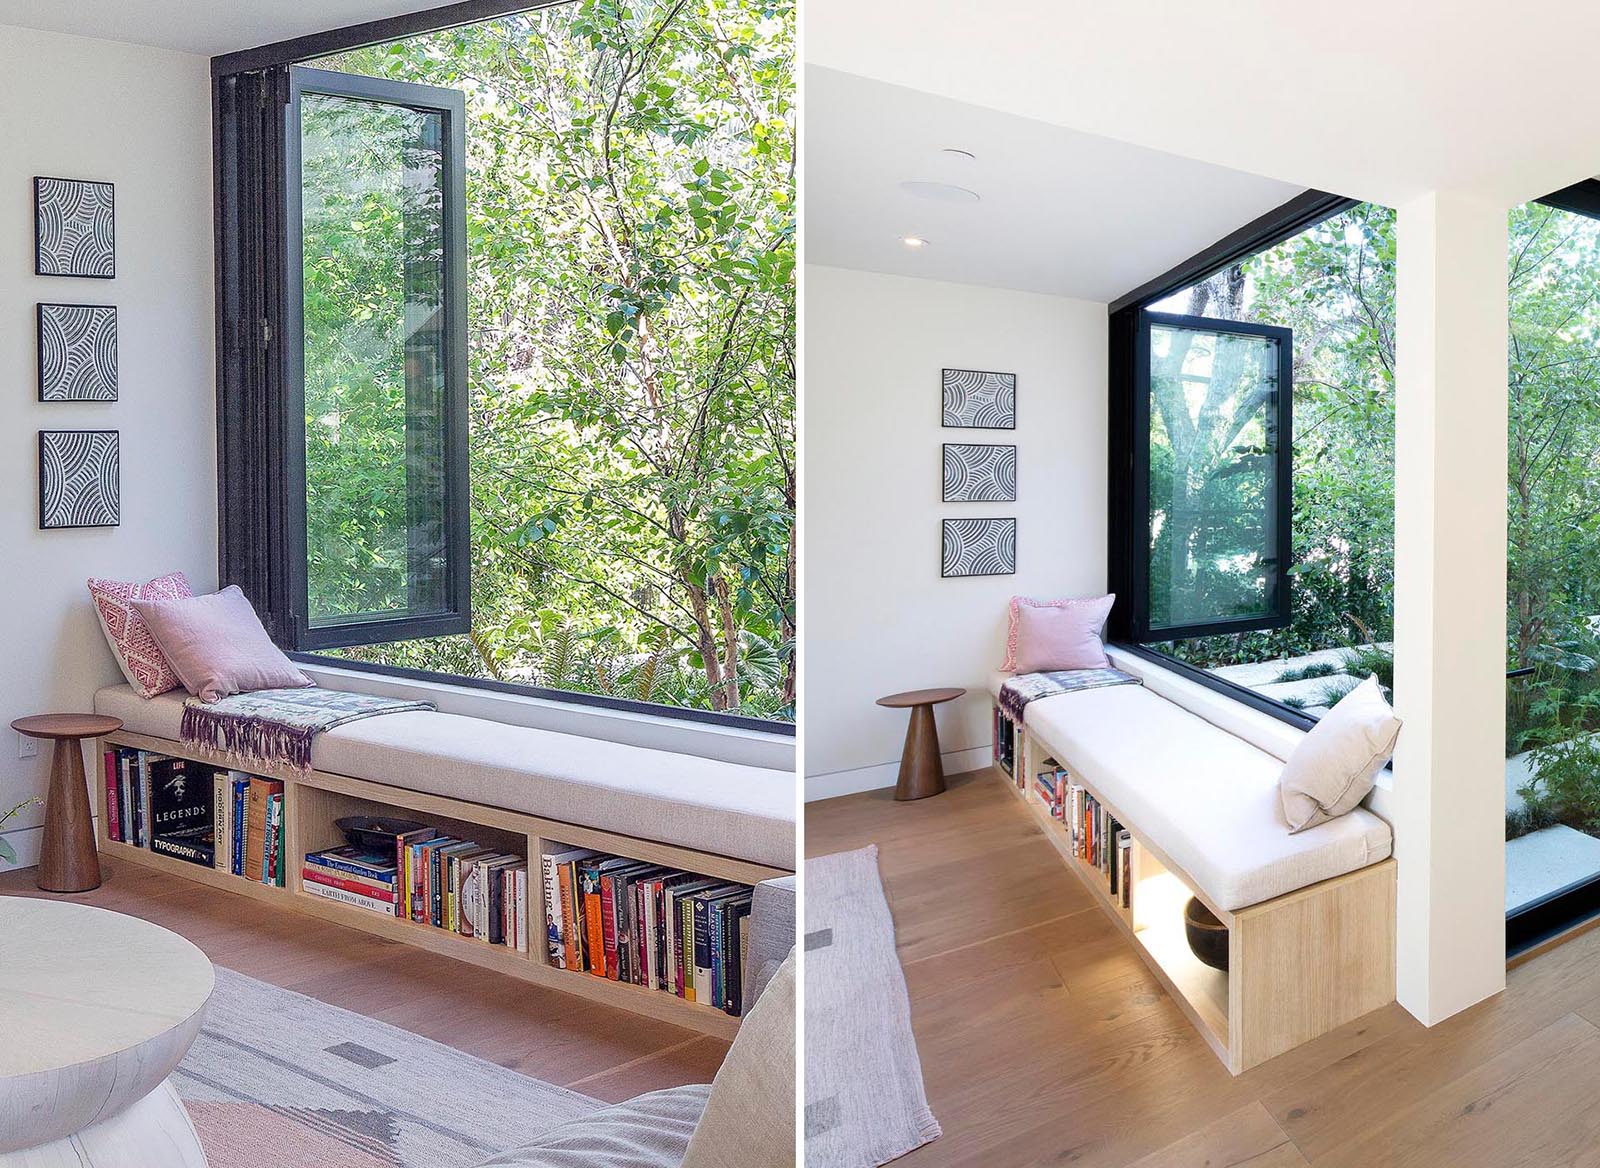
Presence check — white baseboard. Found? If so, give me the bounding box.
[805,744,993,802]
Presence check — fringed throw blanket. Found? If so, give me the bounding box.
[997,667,1141,724]
[181,688,435,771]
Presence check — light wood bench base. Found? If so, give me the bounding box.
[1001,720,1395,1074]
[98,729,791,1040]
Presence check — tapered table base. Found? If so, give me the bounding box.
[876,687,966,802]
[12,713,123,893]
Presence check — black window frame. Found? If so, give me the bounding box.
[284,64,471,651]
[210,0,796,737]
[1132,310,1294,642]
[1107,189,1356,728]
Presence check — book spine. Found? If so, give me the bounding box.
[302,879,396,916]
[567,863,586,970]
[516,867,528,954]
[630,883,643,985]
[210,772,225,872]
[600,873,619,980]
[103,751,119,843]
[263,794,279,885]
[151,836,212,865]
[137,752,151,847]
[693,896,712,1005]
[308,851,396,881]
[413,844,429,924]
[542,855,563,966]
[397,835,409,920]
[488,868,505,946]
[583,875,606,977]
[431,847,444,928]
[679,896,696,1000]
[723,907,746,1016]
[303,868,397,901]
[459,859,478,939]
[303,860,396,892]
[710,899,725,1013]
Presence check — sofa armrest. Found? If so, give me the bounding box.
[743,875,795,1016]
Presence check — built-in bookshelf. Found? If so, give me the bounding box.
[97,729,787,1039]
[1000,718,1394,1074]
[1015,750,1229,1061]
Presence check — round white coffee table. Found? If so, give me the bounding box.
[0,898,213,1165]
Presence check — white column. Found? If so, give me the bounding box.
[1391,190,1508,1026]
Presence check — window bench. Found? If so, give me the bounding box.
[990,672,1395,1073]
[93,683,795,1038]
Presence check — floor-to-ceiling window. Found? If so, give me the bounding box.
[215,1,795,728]
[1505,185,1600,948]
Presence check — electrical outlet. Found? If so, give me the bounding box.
[17,735,36,760]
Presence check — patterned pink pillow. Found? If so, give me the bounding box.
[87,572,194,698]
[1002,593,1115,671]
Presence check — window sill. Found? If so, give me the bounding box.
[1106,644,1394,805]
[291,658,795,773]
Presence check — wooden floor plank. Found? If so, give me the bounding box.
[805,768,1600,1168]
[0,856,726,1102]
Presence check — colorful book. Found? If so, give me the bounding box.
[302,878,395,916]
[542,847,596,968]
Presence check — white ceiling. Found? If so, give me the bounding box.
[806,0,1600,209]
[0,0,441,56]
[805,67,1304,301]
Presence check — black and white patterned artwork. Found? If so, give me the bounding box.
[942,368,1015,429]
[35,177,116,278]
[942,517,1016,577]
[37,304,117,402]
[943,443,1016,503]
[39,430,120,529]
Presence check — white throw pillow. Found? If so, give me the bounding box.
[682,947,795,1168]
[1278,675,1401,833]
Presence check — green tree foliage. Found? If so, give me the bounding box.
[1151,205,1397,668]
[308,0,795,721]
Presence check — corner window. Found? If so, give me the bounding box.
[1109,198,1396,726]
[213,1,795,730]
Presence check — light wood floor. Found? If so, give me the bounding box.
[0,855,728,1103]
[807,769,1600,1168]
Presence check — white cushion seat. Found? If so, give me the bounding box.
[1024,683,1391,912]
[94,684,794,870]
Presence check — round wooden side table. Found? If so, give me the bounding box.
[0,898,213,1165]
[876,687,966,801]
[11,713,122,893]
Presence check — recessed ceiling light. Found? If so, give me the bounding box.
[898,180,980,204]
[901,235,931,249]
[940,148,977,161]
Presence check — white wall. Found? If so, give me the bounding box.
[804,264,1106,799]
[0,26,216,869]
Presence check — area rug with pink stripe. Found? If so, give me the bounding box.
[174,968,603,1168]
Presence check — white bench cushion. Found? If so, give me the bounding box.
[1024,684,1390,912]
[95,685,794,870]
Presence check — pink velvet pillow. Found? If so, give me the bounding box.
[133,586,313,703]
[1011,596,1114,674]
[87,571,194,699]
[1003,593,1114,671]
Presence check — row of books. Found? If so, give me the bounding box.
[102,748,285,885]
[1036,764,1133,911]
[543,849,753,1017]
[301,832,529,952]
[993,706,1018,778]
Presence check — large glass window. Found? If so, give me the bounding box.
[289,70,469,648]
[1141,313,1291,640]
[1111,202,1396,723]
[1504,190,1600,946]
[215,1,795,727]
